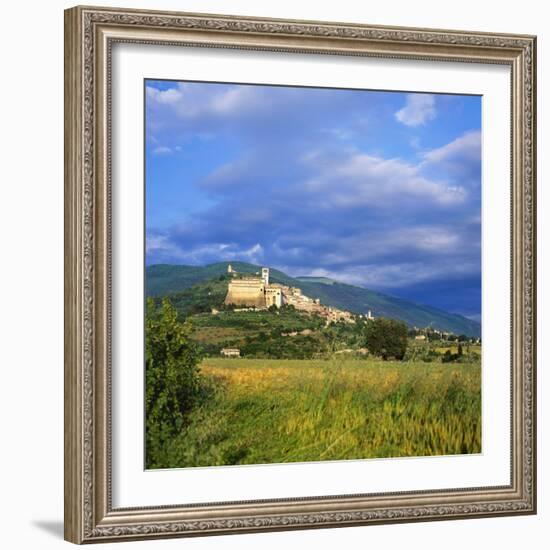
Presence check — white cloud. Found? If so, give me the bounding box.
[422,129,481,165]
[146,234,184,258]
[147,82,264,121]
[322,127,356,140]
[304,151,466,206]
[279,226,467,269]
[239,243,264,262]
[372,226,461,253]
[300,259,479,290]
[201,157,252,189]
[395,94,437,127]
[150,143,183,155]
[211,86,260,114]
[146,85,184,105]
[152,145,173,155]
[359,260,479,288]
[146,232,265,266]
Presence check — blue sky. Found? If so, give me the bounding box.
[145,80,482,321]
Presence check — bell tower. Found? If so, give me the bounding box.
[261,267,269,286]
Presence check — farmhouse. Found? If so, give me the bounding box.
[220,347,240,358]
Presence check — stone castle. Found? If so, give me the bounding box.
[223,265,365,324]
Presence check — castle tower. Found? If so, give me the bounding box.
[227,264,233,274]
[261,267,269,286]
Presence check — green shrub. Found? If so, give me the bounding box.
[145,298,204,468]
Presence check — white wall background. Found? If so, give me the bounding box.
[0,1,546,548]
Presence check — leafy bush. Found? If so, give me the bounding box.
[145,298,205,468]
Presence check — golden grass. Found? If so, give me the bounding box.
[155,358,482,468]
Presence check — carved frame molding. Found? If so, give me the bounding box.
[64,5,536,544]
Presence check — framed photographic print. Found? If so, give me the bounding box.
[64,5,537,544]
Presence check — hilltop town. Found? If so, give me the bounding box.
[146,262,482,338]
[223,264,373,325]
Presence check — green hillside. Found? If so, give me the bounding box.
[146,262,481,337]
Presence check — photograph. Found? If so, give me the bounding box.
[144,80,483,469]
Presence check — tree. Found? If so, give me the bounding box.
[145,298,203,468]
[365,317,408,360]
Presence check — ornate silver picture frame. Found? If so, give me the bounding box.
[64,5,536,543]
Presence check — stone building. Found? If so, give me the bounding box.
[265,286,283,308]
[224,276,267,308]
[224,266,283,308]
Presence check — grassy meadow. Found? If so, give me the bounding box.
[154,357,481,469]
